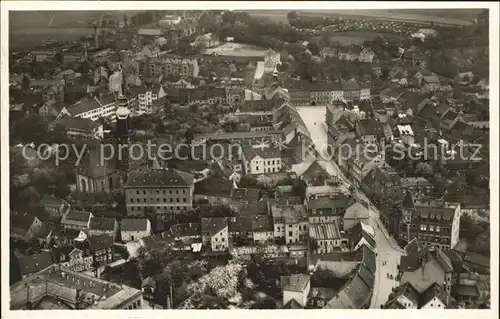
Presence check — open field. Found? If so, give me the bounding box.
[247,9,478,26]
[202,42,268,58]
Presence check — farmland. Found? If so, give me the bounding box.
[247,9,478,26]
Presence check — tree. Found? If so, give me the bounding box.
[415,162,433,176]
[287,11,299,22]
[21,75,31,90]
[307,41,322,56]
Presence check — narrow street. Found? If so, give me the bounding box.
[297,105,405,309]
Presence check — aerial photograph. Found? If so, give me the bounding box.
[6,7,492,311]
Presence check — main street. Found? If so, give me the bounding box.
[297,105,405,309]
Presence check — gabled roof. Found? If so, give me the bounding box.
[125,168,194,188]
[90,217,117,231]
[201,217,228,235]
[228,217,253,233]
[121,218,150,231]
[67,98,102,116]
[89,234,114,251]
[39,194,66,207]
[52,116,101,131]
[11,213,38,233]
[62,210,92,224]
[419,282,448,307]
[17,251,54,276]
[281,274,310,292]
[170,223,201,238]
[231,188,260,202]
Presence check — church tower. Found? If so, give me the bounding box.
[115,94,134,175]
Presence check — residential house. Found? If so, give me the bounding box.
[230,188,261,212]
[193,177,233,205]
[241,145,282,175]
[306,194,352,224]
[307,288,338,308]
[342,80,361,100]
[271,203,309,244]
[343,202,370,231]
[229,217,254,245]
[201,217,229,252]
[52,245,93,272]
[320,47,338,60]
[140,57,199,82]
[39,101,65,118]
[11,213,43,241]
[349,150,385,187]
[350,222,377,251]
[361,166,402,204]
[89,234,114,266]
[281,274,311,308]
[170,222,202,244]
[60,210,93,230]
[399,243,453,297]
[121,218,152,242]
[124,168,195,216]
[188,86,227,105]
[252,215,274,245]
[402,48,425,66]
[129,84,166,114]
[39,194,69,218]
[88,217,119,240]
[50,116,104,140]
[34,222,53,247]
[338,46,361,61]
[394,124,415,146]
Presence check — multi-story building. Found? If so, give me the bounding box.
[281,274,311,308]
[241,145,282,175]
[89,234,114,266]
[306,194,352,224]
[10,264,144,309]
[285,80,311,106]
[201,217,229,252]
[360,85,371,100]
[58,94,117,122]
[271,204,309,244]
[310,82,343,105]
[61,211,93,230]
[88,217,119,240]
[399,193,461,251]
[129,84,166,115]
[140,57,199,82]
[124,168,195,216]
[342,80,361,101]
[49,116,104,140]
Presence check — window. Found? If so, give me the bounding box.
[289,231,292,236]
[420,224,427,231]
[429,225,434,232]
[436,226,440,232]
